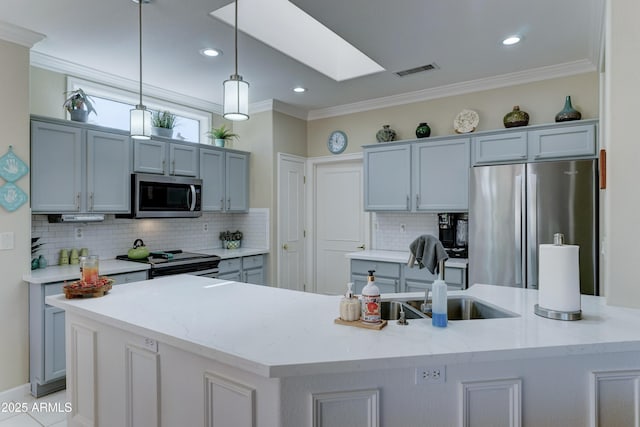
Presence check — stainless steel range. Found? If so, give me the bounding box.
[116,250,221,279]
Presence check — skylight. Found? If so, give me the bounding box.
[210,0,385,82]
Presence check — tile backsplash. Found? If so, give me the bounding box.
[32,208,269,265]
[372,212,439,251]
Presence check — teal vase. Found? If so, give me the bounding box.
[415,122,431,138]
[555,96,581,122]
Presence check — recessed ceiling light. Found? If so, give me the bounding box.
[502,36,521,46]
[293,87,306,93]
[201,48,222,57]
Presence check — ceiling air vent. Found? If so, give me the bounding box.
[394,63,439,77]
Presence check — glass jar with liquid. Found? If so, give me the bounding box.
[80,255,99,285]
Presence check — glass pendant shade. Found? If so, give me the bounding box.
[130,106,152,140]
[223,75,249,121]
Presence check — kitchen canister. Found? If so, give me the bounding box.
[534,233,581,320]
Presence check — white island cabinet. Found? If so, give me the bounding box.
[47,278,640,427]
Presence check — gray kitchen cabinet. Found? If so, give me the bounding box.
[133,138,198,176]
[29,270,147,397]
[471,120,598,165]
[404,265,467,292]
[472,131,528,165]
[242,255,265,285]
[199,146,250,213]
[350,259,401,294]
[218,255,265,285]
[364,143,412,211]
[31,119,131,214]
[413,138,470,211]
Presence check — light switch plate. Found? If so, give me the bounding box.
[0,232,14,250]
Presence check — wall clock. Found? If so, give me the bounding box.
[327,130,348,154]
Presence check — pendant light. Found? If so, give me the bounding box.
[130,0,152,139]
[223,0,249,121]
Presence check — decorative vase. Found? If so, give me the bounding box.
[503,106,530,128]
[555,96,582,122]
[415,122,431,138]
[376,125,396,142]
[152,127,174,138]
[214,139,225,147]
[69,109,88,122]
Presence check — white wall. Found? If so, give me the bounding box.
[604,0,640,308]
[0,39,33,391]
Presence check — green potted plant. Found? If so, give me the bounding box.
[151,110,177,138]
[63,88,97,123]
[206,124,238,147]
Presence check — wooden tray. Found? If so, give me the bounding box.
[63,278,114,299]
[334,318,388,330]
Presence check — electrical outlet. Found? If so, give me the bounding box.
[416,365,446,384]
[203,223,209,232]
[74,227,83,240]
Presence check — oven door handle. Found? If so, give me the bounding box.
[189,268,219,277]
[189,185,196,211]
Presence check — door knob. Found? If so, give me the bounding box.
[357,244,365,250]
[283,244,289,250]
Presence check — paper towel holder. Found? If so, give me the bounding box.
[534,233,582,321]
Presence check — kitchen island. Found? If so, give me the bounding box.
[47,277,640,427]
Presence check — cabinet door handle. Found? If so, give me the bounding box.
[89,192,94,211]
[357,244,365,250]
[416,194,420,209]
[227,198,231,210]
[76,193,81,211]
[162,160,166,173]
[406,195,410,210]
[220,199,224,211]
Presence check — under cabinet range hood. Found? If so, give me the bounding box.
[47,214,105,223]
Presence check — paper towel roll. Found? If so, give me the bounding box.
[538,244,581,312]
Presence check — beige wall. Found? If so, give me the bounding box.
[0,39,31,391]
[30,67,65,118]
[306,73,599,157]
[604,0,640,307]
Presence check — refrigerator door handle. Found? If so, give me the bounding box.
[514,175,523,287]
[527,171,538,288]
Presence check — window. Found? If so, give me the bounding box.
[67,77,211,143]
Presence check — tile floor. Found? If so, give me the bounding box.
[0,390,67,427]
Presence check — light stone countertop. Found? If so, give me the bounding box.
[24,248,268,284]
[47,277,640,379]
[23,259,150,284]
[346,249,468,268]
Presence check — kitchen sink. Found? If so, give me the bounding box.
[380,296,518,321]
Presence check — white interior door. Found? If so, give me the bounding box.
[278,154,306,291]
[314,160,369,295]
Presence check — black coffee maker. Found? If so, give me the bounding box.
[438,213,468,258]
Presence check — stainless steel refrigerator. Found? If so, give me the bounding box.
[468,159,598,295]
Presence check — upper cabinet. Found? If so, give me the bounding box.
[31,119,131,214]
[133,138,198,177]
[199,146,249,213]
[363,137,470,212]
[472,119,598,165]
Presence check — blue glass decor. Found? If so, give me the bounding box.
[0,182,28,212]
[0,145,28,182]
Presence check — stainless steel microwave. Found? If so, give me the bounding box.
[131,174,202,218]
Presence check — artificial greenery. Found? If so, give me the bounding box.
[63,88,97,115]
[207,124,239,141]
[152,110,177,129]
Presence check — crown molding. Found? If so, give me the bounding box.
[307,59,597,121]
[30,51,222,114]
[0,21,45,48]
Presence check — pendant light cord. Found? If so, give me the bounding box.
[138,0,143,106]
[234,0,238,76]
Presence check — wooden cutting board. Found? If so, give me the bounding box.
[334,318,388,330]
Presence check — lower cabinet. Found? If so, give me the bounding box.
[350,259,467,294]
[29,270,147,397]
[218,255,266,285]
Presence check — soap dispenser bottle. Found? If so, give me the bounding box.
[340,282,361,321]
[431,279,448,327]
[361,270,381,323]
